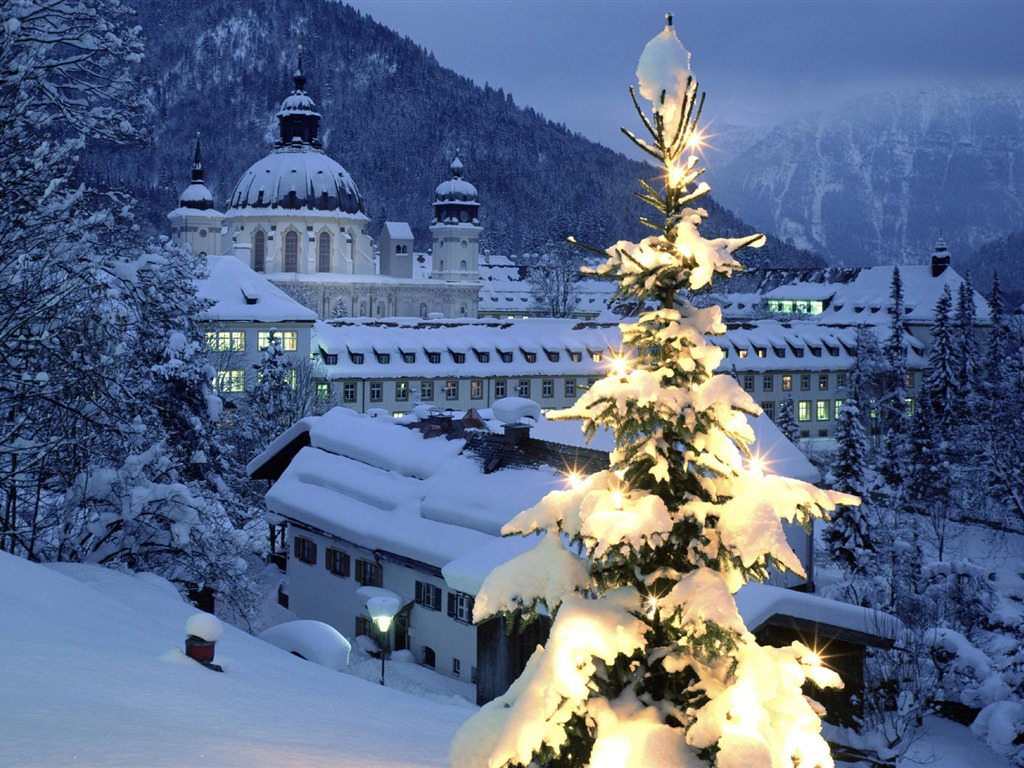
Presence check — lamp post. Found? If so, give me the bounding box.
[367,596,399,686]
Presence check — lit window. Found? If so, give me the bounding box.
[395,381,409,401]
[445,380,458,400]
[798,401,812,422]
[205,331,246,352]
[782,375,793,391]
[470,380,483,400]
[755,348,766,358]
[316,382,330,402]
[546,351,560,362]
[258,331,298,351]
[818,374,829,390]
[816,400,830,421]
[905,373,915,388]
[590,351,602,363]
[215,370,245,393]
[522,351,537,363]
[834,399,844,420]
[737,349,748,359]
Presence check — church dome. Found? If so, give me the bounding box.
[228,147,363,214]
[434,154,478,203]
[226,42,364,215]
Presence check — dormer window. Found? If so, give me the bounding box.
[499,351,513,363]
[546,351,560,362]
[350,352,365,365]
[737,349,748,359]
[402,352,416,364]
[569,351,582,363]
[792,348,805,358]
[522,351,537,363]
[474,350,490,363]
[375,352,390,364]
[427,352,441,364]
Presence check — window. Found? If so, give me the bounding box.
[542,379,554,398]
[355,559,382,587]
[427,352,441,364]
[590,351,602,363]
[737,349,748,359]
[522,351,537,363]
[470,380,483,400]
[415,581,442,611]
[445,380,458,400]
[402,352,416,364]
[565,379,576,398]
[451,352,466,364]
[284,231,299,272]
[762,374,774,392]
[782,375,793,391]
[343,382,357,403]
[761,401,775,420]
[422,646,436,668]
[205,331,245,352]
[395,381,409,401]
[258,331,298,351]
[318,232,331,272]
[494,380,507,398]
[350,353,365,365]
[546,351,560,362]
[800,374,811,391]
[316,382,330,402]
[742,375,755,392]
[516,379,530,397]
[834,399,844,420]
[818,374,829,390]
[499,351,514,363]
[216,370,245,393]
[448,591,474,624]
[294,536,317,565]
[325,548,349,577]
[452,658,462,677]
[375,352,390,364]
[474,350,490,363]
[755,347,766,358]
[798,401,812,422]
[837,372,848,390]
[816,400,830,421]
[369,381,382,402]
[253,231,266,272]
[420,381,434,400]
[569,351,582,363]
[905,372,915,388]
[355,616,374,639]
[792,348,805,358]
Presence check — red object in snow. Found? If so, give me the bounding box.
[185,635,216,664]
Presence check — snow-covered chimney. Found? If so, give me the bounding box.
[184,613,224,672]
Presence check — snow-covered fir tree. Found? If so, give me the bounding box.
[451,18,852,768]
[775,398,800,445]
[824,396,873,578]
[878,267,908,486]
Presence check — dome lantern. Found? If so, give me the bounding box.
[179,131,215,211]
[433,150,480,225]
[277,36,322,149]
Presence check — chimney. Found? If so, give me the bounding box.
[931,235,950,277]
[503,422,531,446]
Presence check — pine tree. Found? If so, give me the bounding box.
[878,267,908,486]
[776,397,800,445]
[923,286,958,432]
[451,19,851,767]
[825,394,873,576]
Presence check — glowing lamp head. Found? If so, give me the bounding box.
[566,470,583,490]
[366,595,400,634]
[374,615,392,632]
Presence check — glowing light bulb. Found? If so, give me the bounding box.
[610,490,624,510]
[803,651,822,666]
[667,162,685,188]
[610,355,628,378]
[566,470,583,490]
[747,454,764,475]
[686,129,705,152]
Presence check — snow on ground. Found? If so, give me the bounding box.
[0,551,470,767]
[0,548,1012,767]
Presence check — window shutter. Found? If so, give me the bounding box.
[447,592,456,618]
[310,541,317,563]
[415,581,423,603]
[293,538,300,557]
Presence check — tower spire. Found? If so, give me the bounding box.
[191,131,204,184]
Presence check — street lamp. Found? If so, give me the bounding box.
[367,595,399,686]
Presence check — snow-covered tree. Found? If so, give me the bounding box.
[451,19,851,768]
[878,267,908,485]
[923,286,959,433]
[824,396,873,577]
[775,397,800,445]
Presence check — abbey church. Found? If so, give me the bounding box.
[168,45,483,321]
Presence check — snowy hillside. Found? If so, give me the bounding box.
[0,551,470,767]
[713,88,1024,272]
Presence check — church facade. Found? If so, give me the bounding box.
[170,45,482,321]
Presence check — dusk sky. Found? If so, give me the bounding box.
[345,1,1024,154]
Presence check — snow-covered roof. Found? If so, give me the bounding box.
[262,407,565,573]
[383,221,414,240]
[478,257,614,316]
[198,256,317,324]
[313,318,620,378]
[227,145,363,215]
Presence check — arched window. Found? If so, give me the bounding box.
[422,646,436,668]
[419,303,427,319]
[376,302,384,317]
[318,232,331,272]
[253,231,266,272]
[460,260,467,271]
[284,231,299,272]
